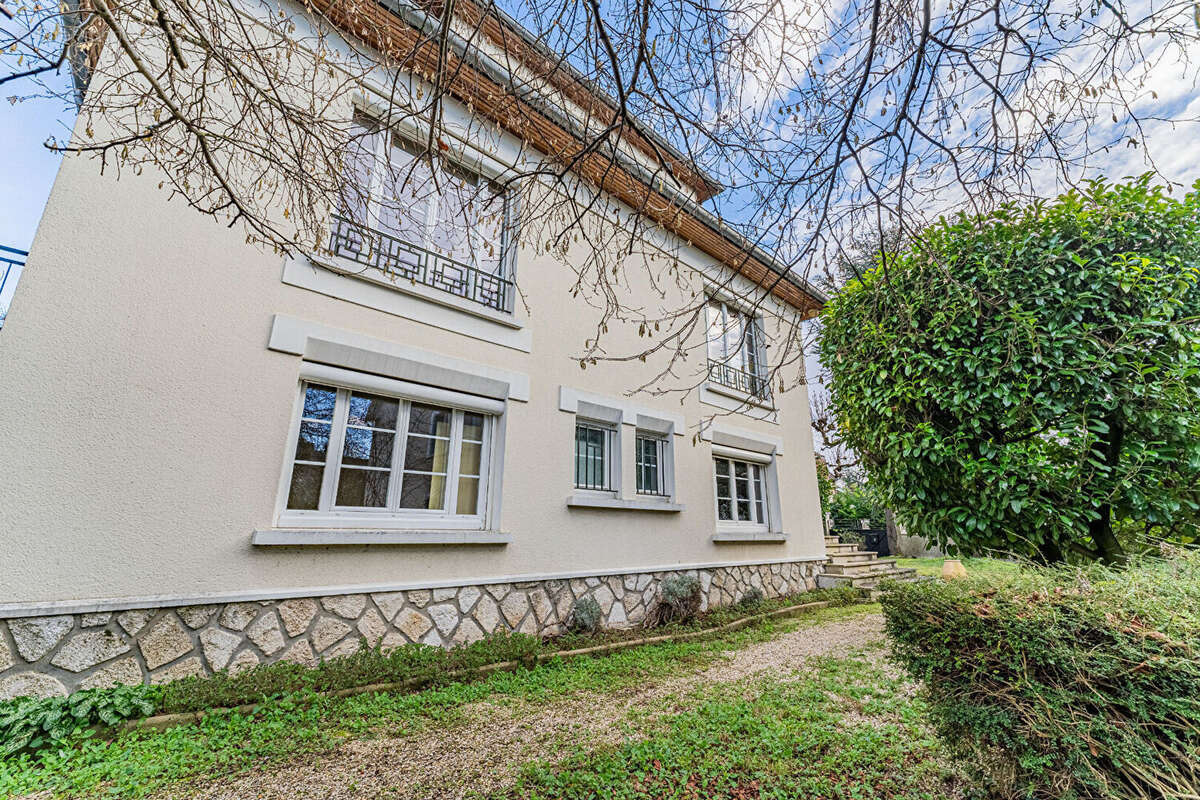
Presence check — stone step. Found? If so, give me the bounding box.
[826,553,880,566]
[825,542,864,554]
[824,536,842,545]
[816,568,922,591]
[822,559,899,577]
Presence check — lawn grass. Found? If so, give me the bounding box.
[497,643,965,799]
[895,556,1019,580]
[0,605,878,799]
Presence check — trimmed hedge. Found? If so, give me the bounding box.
[881,549,1200,799]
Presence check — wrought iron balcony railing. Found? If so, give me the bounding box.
[707,360,772,401]
[328,214,514,314]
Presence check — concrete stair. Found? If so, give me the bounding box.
[817,534,923,590]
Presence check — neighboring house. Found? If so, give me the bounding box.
[0,3,827,697]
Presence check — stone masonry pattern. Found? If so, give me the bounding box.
[0,560,823,698]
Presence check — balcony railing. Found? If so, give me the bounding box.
[328,214,514,314]
[708,360,772,401]
[0,245,29,330]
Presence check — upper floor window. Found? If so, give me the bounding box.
[705,298,770,400]
[330,113,514,313]
[285,382,492,526]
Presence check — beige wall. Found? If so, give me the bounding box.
[0,125,824,610]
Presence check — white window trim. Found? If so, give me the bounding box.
[573,418,620,494]
[559,386,684,511]
[702,425,786,542]
[276,380,499,532]
[701,292,776,414]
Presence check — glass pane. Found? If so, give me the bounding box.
[408,404,452,438]
[302,385,337,420]
[472,186,506,275]
[335,467,389,507]
[404,434,450,473]
[733,461,749,479]
[706,300,726,361]
[347,392,398,430]
[338,120,380,226]
[430,168,473,260]
[754,500,766,525]
[287,464,324,510]
[737,500,752,521]
[714,458,730,476]
[295,421,330,462]
[715,474,731,498]
[717,497,733,521]
[341,428,394,467]
[377,135,434,243]
[462,412,485,442]
[459,441,482,476]
[724,310,747,372]
[398,472,446,510]
[456,477,480,515]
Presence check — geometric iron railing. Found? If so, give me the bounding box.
[0,244,29,330]
[707,359,772,401]
[329,214,514,314]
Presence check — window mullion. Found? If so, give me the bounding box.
[319,389,350,511]
[365,129,387,231]
[386,401,410,511]
[444,411,463,514]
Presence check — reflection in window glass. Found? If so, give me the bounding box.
[285,384,489,519]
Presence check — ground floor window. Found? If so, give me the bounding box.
[285,382,491,522]
[636,434,668,496]
[574,421,616,491]
[713,456,768,526]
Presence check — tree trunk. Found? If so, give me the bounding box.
[885,508,900,557]
[1088,411,1127,565]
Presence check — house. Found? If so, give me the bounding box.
[0,1,828,697]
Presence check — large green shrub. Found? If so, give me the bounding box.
[820,177,1200,563]
[880,549,1200,798]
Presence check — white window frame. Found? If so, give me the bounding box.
[574,419,619,493]
[340,112,515,280]
[705,296,772,404]
[279,381,495,531]
[713,455,771,531]
[635,432,669,497]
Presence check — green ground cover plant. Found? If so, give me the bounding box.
[499,647,963,800]
[0,605,875,799]
[881,548,1200,799]
[0,588,858,776]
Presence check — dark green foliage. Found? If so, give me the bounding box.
[0,683,158,756]
[568,596,603,633]
[737,587,765,609]
[820,177,1200,563]
[881,549,1200,798]
[827,482,886,524]
[157,631,542,714]
[645,574,702,627]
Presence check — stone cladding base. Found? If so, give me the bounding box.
[0,560,823,697]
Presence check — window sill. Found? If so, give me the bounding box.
[251,529,511,546]
[711,530,788,543]
[566,494,684,512]
[703,381,776,411]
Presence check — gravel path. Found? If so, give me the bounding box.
[158,611,886,800]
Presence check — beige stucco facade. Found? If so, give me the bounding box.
[0,22,826,693]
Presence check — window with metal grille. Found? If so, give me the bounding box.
[705,298,770,399]
[574,421,615,491]
[635,434,668,496]
[713,457,768,526]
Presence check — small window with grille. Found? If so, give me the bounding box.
[635,434,669,496]
[574,421,616,492]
